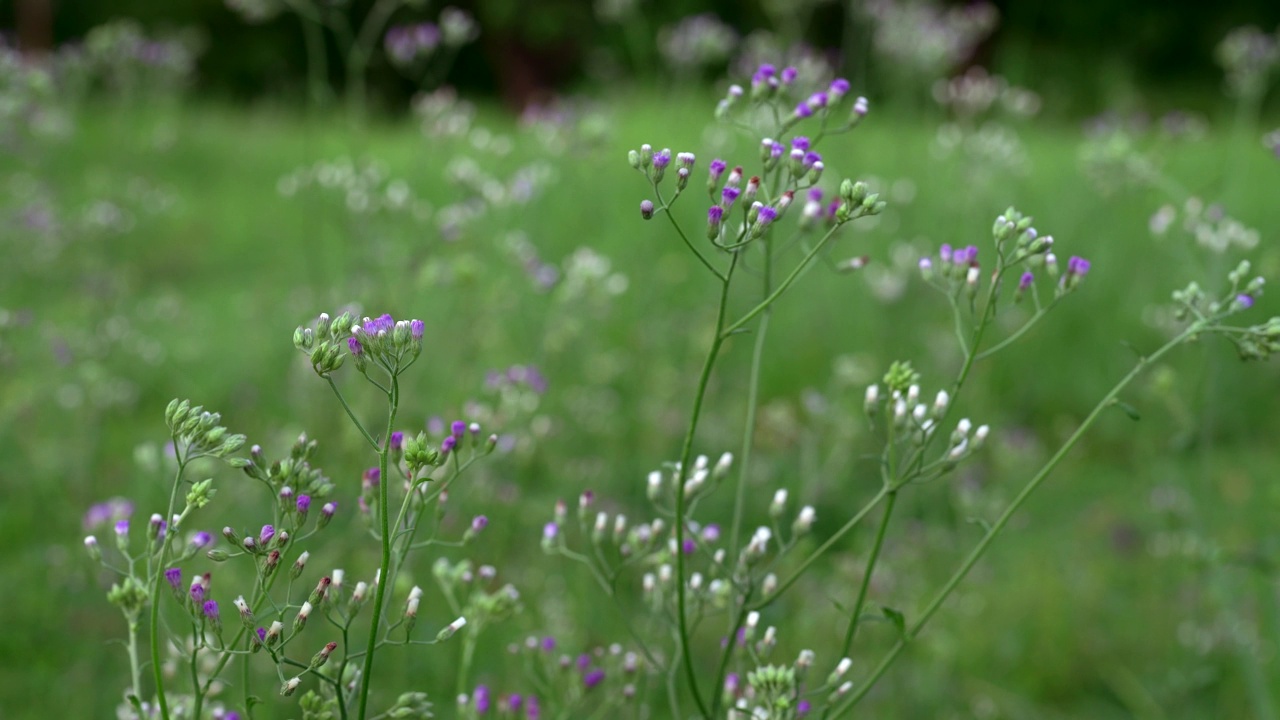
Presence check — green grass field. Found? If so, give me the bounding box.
[2,92,1278,718]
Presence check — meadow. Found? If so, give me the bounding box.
[3,67,1280,719]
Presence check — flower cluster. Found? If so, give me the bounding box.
[293,311,424,377]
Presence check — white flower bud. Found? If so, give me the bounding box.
[934,390,949,415]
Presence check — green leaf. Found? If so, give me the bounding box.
[966,516,993,534]
[881,606,906,635]
[1113,399,1141,421]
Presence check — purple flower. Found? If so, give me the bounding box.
[190,531,212,549]
[721,186,741,208]
[652,149,671,170]
[584,669,605,689]
[525,696,540,719]
[474,685,491,713]
[808,92,828,108]
[781,66,798,84]
[756,207,778,227]
[363,468,380,488]
[708,158,727,182]
[441,435,457,454]
[259,525,274,545]
[256,627,267,643]
[797,699,812,716]
[1019,271,1034,290]
[390,431,404,450]
[451,420,467,438]
[321,501,337,518]
[202,600,219,620]
[770,141,784,159]
[1067,256,1091,277]
[165,568,182,590]
[707,206,723,226]
[348,337,363,356]
[541,636,556,652]
[803,151,822,169]
[115,519,129,537]
[410,319,425,340]
[640,199,655,219]
[830,78,851,96]
[576,653,592,670]
[682,538,697,554]
[543,522,559,539]
[1237,293,1255,309]
[296,495,311,514]
[471,515,489,533]
[190,583,206,605]
[791,136,811,152]
[701,524,721,543]
[83,498,134,530]
[940,243,953,263]
[807,188,823,202]
[752,63,776,84]
[507,694,522,711]
[795,102,813,118]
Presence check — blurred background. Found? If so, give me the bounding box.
[2,0,1280,718]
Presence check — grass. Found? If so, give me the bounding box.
[1,90,1277,718]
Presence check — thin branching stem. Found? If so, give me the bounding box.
[832,322,1206,715]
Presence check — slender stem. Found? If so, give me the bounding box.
[832,323,1204,715]
[673,255,739,718]
[750,486,888,610]
[299,15,329,110]
[722,224,842,336]
[835,490,897,660]
[149,451,187,720]
[345,0,403,118]
[655,187,725,281]
[327,377,380,450]
[356,374,400,719]
[729,239,773,553]
[974,301,1059,362]
[126,615,144,707]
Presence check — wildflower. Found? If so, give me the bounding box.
[721,186,741,209]
[639,200,654,220]
[202,600,221,632]
[584,669,606,689]
[165,568,182,591]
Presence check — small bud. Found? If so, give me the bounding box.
[640,200,655,220]
[769,489,788,518]
[84,536,101,562]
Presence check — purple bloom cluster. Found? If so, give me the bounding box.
[83,497,134,530]
[385,23,441,65]
[1066,255,1092,277]
[485,364,548,394]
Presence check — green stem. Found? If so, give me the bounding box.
[149,451,187,720]
[673,255,739,718]
[345,0,404,119]
[126,615,144,707]
[832,322,1204,715]
[729,239,773,553]
[656,187,725,281]
[299,14,329,110]
[722,224,842,336]
[356,375,400,719]
[750,485,888,610]
[974,301,1059,362]
[835,490,897,660]
[327,377,380,450]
